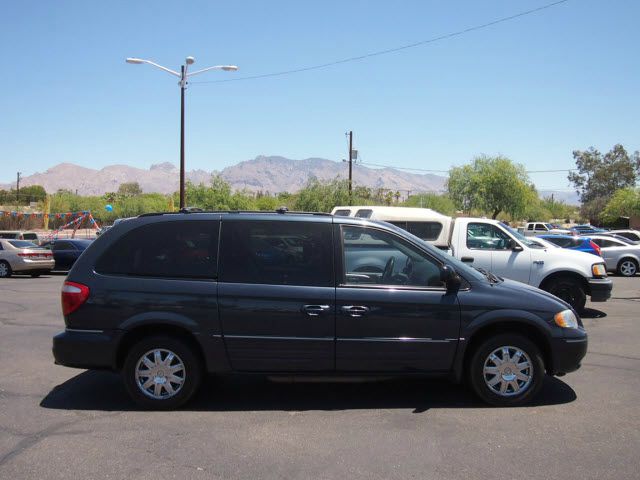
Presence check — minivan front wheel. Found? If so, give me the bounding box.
[469,334,545,407]
[123,335,202,410]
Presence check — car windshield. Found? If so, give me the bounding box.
[544,223,554,229]
[7,240,40,249]
[501,223,544,248]
[374,220,488,283]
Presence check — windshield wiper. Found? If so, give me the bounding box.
[475,267,501,284]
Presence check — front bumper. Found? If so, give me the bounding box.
[588,277,613,302]
[550,330,588,375]
[53,329,121,370]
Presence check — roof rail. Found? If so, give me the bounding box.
[137,209,333,217]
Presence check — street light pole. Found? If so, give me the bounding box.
[126,56,238,209]
[180,65,186,209]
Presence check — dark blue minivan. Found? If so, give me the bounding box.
[52,211,587,409]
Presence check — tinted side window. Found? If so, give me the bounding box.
[334,209,351,216]
[95,220,219,279]
[53,241,74,250]
[527,224,534,231]
[354,209,373,218]
[219,220,333,287]
[342,226,443,288]
[466,223,511,250]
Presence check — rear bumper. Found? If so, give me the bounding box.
[53,329,121,370]
[588,278,613,302]
[12,259,55,273]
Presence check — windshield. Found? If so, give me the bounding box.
[375,220,488,283]
[544,223,554,229]
[501,223,544,249]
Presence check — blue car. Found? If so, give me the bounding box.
[538,234,601,256]
[41,239,93,271]
[570,225,607,235]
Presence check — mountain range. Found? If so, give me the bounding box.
[1,155,579,204]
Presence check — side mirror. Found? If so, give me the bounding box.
[509,239,523,251]
[439,265,461,293]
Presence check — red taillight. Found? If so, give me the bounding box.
[589,241,602,256]
[61,281,90,316]
[17,252,52,258]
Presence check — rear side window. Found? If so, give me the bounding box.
[23,233,38,240]
[388,221,443,241]
[355,209,372,218]
[95,220,219,279]
[333,209,351,216]
[219,220,333,287]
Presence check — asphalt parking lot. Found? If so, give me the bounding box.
[0,275,638,479]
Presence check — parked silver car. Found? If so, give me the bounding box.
[608,229,640,243]
[0,239,54,278]
[589,235,640,277]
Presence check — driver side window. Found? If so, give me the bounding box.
[341,226,444,288]
[467,223,511,250]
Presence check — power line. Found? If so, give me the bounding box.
[191,0,572,85]
[358,161,575,175]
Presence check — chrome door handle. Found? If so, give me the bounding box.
[341,305,370,317]
[302,305,331,316]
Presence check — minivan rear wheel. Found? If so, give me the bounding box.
[123,335,202,410]
[468,333,545,407]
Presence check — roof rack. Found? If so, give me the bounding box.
[137,209,333,217]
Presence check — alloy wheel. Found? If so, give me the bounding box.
[483,346,533,397]
[135,348,186,400]
[619,260,637,277]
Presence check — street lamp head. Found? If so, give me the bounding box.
[126,58,144,64]
[221,65,239,71]
[185,56,195,65]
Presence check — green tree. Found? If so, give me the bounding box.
[447,155,533,219]
[568,145,639,204]
[117,182,143,197]
[403,193,456,216]
[293,177,350,212]
[601,188,640,224]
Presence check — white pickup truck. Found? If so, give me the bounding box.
[522,222,572,236]
[332,206,612,311]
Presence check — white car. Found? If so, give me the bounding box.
[589,235,640,277]
[0,239,55,278]
[608,229,640,243]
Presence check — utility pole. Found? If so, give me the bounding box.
[347,131,353,205]
[16,172,21,207]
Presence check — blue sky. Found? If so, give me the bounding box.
[1,0,638,191]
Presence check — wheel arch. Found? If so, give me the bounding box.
[454,316,554,383]
[115,323,206,371]
[539,270,590,296]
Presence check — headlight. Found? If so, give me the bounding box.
[554,309,579,329]
[591,263,607,278]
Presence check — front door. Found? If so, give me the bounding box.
[218,219,335,372]
[464,222,531,284]
[335,225,460,372]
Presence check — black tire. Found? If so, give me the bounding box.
[617,258,638,277]
[543,276,587,313]
[30,273,41,278]
[468,333,545,407]
[0,261,12,278]
[122,335,202,410]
